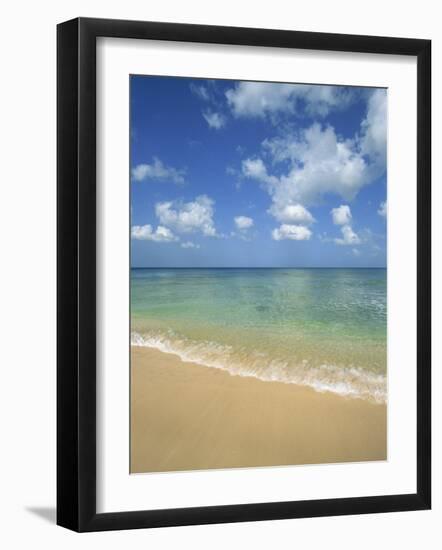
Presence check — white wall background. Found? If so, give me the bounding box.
[0,1,439,548]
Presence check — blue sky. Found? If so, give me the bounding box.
[130,76,387,268]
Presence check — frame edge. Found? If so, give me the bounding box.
[56,17,80,531]
[416,39,431,510]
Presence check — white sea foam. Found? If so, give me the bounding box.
[131,330,387,404]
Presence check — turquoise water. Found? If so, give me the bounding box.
[131,268,387,402]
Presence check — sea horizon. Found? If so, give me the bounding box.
[131,266,387,269]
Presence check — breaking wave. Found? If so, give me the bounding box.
[131,329,386,404]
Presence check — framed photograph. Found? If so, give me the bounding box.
[57,17,431,532]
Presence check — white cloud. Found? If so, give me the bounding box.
[330,205,360,245]
[234,215,254,230]
[155,195,217,237]
[240,89,386,212]
[334,224,361,246]
[241,160,315,226]
[241,157,277,186]
[331,204,352,226]
[261,124,368,204]
[360,89,387,171]
[378,200,387,218]
[131,224,178,242]
[190,82,227,129]
[189,83,210,101]
[352,248,361,256]
[272,224,312,241]
[226,82,354,120]
[203,111,226,129]
[131,157,185,184]
[241,125,368,230]
[181,241,200,249]
[269,203,314,224]
[226,82,294,119]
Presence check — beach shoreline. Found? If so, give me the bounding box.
[130,345,387,474]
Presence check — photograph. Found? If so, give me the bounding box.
[0,0,435,541]
[129,75,388,474]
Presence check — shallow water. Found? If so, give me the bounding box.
[131,268,387,402]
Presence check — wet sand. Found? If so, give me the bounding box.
[131,346,387,473]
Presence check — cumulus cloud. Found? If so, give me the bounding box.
[234,215,254,230]
[241,160,316,227]
[226,82,354,120]
[181,241,200,249]
[272,224,312,241]
[262,124,368,203]
[131,224,178,242]
[269,203,314,224]
[329,205,360,245]
[331,204,352,225]
[241,124,368,231]
[359,89,387,171]
[202,110,226,129]
[334,224,361,246]
[155,195,217,236]
[241,158,277,186]
[240,88,386,227]
[378,200,387,218]
[131,157,185,184]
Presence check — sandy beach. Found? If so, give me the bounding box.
[130,346,387,473]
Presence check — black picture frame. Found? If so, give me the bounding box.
[57,17,431,532]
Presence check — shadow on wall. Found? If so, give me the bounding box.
[26,507,56,524]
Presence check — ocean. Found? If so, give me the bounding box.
[131,268,387,403]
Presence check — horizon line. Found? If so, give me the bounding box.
[131,266,387,270]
